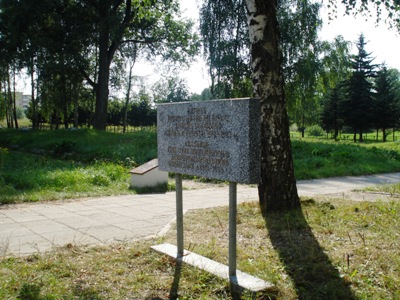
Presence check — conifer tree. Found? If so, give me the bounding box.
[373,66,400,141]
[341,34,376,142]
[320,83,345,140]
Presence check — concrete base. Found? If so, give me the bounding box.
[151,243,274,293]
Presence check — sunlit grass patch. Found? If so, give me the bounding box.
[1,129,399,204]
[1,199,398,299]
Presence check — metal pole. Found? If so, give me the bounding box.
[176,173,184,257]
[229,182,237,277]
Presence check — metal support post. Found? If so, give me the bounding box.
[229,182,237,277]
[176,173,184,257]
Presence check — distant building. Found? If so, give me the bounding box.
[14,92,23,108]
[13,92,30,110]
[21,94,31,110]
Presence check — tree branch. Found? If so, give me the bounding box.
[80,66,96,89]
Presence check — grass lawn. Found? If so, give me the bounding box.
[0,128,400,204]
[0,198,399,299]
[0,129,399,298]
[0,129,158,204]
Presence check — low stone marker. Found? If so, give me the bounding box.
[129,159,168,189]
[153,98,274,296]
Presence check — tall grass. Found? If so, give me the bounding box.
[0,128,157,165]
[0,129,157,204]
[293,139,400,179]
[0,151,130,203]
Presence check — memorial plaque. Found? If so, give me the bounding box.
[157,98,260,184]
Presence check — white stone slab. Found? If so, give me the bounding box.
[151,243,274,292]
[130,159,168,189]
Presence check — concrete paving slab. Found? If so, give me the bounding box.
[82,225,135,243]
[40,229,100,246]
[54,215,106,229]
[74,212,134,225]
[0,222,32,236]
[60,203,94,212]
[146,215,177,226]
[21,220,71,234]
[5,235,53,256]
[112,220,156,231]
[3,210,48,222]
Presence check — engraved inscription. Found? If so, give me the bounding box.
[165,108,232,139]
[163,107,233,175]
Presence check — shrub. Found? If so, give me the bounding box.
[307,125,325,137]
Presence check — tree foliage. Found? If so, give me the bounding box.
[0,0,198,130]
[328,0,400,29]
[79,0,199,130]
[373,66,400,141]
[199,0,250,99]
[200,0,325,125]
[341,34,377,142]
[320,83,345,140]
[152,77,190,103]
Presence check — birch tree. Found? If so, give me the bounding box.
[245,0,300,214]
[244,0,399,213]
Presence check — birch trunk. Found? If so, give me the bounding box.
[246,0,300,214]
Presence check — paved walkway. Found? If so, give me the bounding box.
[1,173,399,256]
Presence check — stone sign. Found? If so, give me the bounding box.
[157,98,260,184]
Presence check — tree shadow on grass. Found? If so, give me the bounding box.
[264,206,356,300]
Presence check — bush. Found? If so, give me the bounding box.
[307,125,325,137]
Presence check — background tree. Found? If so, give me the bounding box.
[121,44,138,133]
[286,49,321,137]
[319,36,352,93]
[280,0,322,135]
[152,77,190,103]
[199,0,250,99]
[318,36,352,140]
[373,66,400,141]
[77,0,198,130]
[341,34,376,142]
[0,0,94,129]
[0,0,198,130]
[320,83,346,140]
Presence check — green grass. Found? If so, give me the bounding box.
[0,129,158,204]
[0,152,131,203]
[363,182,400,196]
[292,139,400,179]
[0,198,398,299]
[291,129,400,142]
[0,129,400,204]
[0,128,157,165]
